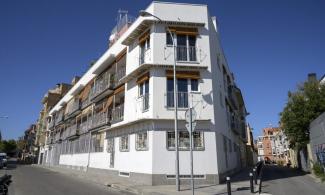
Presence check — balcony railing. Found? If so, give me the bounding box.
[90,111,110,129]
[227,85,238,109]
[66,124,78,138]
[48,119,55,129]
[55,111,64,124]
[112,104,124,123]
[66,99,80,116]
[114,66,126,86]
[166,92,189,108]
[79,120,91,134]
[81,97,91,109]
[90,72,114,100]
[176,46,197,62]
[230,115,240,134]
[139,48,151,65]
[46,137,54,145]
[54,133,61,142]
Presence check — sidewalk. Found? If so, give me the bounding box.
[34,164,259,195]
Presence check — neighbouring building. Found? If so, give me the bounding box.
[310,112,325,166]
[20,124,37,162]
[41,2,248,185]
[246,123,258,166]
[36,82,72,164]
[257,127,289,163]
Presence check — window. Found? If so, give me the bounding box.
[139,80,149,111]
[166,78,188,108]
[167,131,204,150]
[223,135,228,168]
[167,131,175,149]
[166,33,173,45]
[219,91,224,108]
[191,79,199,92]
[136,132,148,151]
[140,35,150,64]
[229,139,232,152]
[119,135,129,152]
[91,132,104,153]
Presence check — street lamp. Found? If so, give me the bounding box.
[139,10,180,191]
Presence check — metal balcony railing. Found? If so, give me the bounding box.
[79,120,90,134]
[54,133,61,142]
[90,111,110,129]
[166,92,189,108]
[90,72,114,100]
[67,124,78,137]
[114,66,126,85]
[112,104,124,123]
[66,99,80,116]
[48,119,55,129]
[227,85,238,109]
[176,46,197,62]
[55,111,64,124]
[81,97,91,109]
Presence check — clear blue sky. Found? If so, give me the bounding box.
[0,0,324,140]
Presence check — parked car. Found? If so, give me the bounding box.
[0,153,7,168]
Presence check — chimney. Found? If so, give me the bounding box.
[71,76,80,86]
[308,73,317,82]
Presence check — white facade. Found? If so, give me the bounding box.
[41,2,248,185]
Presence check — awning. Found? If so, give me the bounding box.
[165,70,200,79]
[79,80,93,101]
[168,26,198,35]
[103,95,114,111]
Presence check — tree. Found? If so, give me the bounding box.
[280,78,325,149]
[0,139,17,153]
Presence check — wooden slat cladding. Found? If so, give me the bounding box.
[103,95,114,111]
[165,70,200,79]
[168,26,198,35]
[114,84,125,95]
[139,30,150,44]
[136,72,150,84]
[79,79,94,101]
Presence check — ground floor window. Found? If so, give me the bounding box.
[119,135,129,152]
[91,132,104,153]
[167,131,204,150]
[136,132,148,151]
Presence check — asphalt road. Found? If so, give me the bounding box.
[261,165,325,195]
[0,160,125,195]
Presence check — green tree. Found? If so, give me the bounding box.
[280,78,325,149]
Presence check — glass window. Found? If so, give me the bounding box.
[191,79,199,92]
[177,34,187,46]
[166,33,173,45]
[91,132,104,153]
[167,131,204,150]
[136,132,148,151]
[119,135,129,152]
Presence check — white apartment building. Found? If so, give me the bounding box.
[39,2,248,185]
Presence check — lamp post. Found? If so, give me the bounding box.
[139,10,180,191]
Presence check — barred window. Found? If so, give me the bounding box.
[91,132,104,153]
[167,131,204,150]
[119,135,129,152]
[136,132,148,151]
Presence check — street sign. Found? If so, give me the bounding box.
[185,109,196,123]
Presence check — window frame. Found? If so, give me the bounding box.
[166,131,205,151]
[119,135,129,152]
[135,131,149,151]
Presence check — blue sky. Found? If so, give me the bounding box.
[0,0,324,140]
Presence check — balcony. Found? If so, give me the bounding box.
[81,97,91,109]
[112,104,124,123]
[114,66,126,86]
[54,132,61,142]
[46,137,54,145]
[227,85,238,109]
[166,92,189,108]
[48,119,55,129]
[79,120,91,134]
[54,111,64,125]
[66,99,81,117]
[90,72,114,101]
[90,111,111,129]
[176,46,197,62]
[66,124,79,138]
[230,115,240,135]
